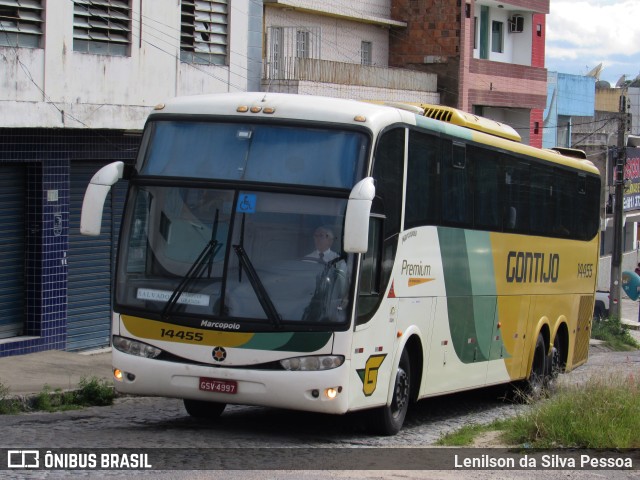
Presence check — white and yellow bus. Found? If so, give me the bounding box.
[81,93,601,435]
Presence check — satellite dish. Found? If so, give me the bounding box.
[595,80,611,89]
[615,75,627,88]
[586,63,603,80]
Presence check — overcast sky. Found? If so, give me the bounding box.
[545,0,640,85]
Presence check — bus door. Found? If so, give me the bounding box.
[350,216,399,409]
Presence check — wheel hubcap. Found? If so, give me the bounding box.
[392,367,409,417]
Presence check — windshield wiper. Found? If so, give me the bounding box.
[162,209,221,321]
[233,244,282,329]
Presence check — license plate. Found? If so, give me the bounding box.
[199,377,238,394]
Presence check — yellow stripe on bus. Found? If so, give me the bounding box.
[121,315,254,347]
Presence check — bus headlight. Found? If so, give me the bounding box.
[280,355,344,371]
[113,335,162,359]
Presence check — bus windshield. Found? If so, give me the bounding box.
[138,121,368,189]
[116,185,354,329]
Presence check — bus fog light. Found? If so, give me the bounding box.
[114,369,123,381]
[311,389,319,398]
[325,386,342,399]
[280,355,344,371]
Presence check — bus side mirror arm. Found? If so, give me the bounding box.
[343,177,375,253]
[80,161,125,236]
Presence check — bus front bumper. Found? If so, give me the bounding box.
[111,348,351,415]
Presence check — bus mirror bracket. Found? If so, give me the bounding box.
[80,161,125,236]
[344,177,375,253]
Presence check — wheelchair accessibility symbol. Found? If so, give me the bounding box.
[236,194,256,213]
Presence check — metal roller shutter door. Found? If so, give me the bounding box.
[0,166,25,339]
[68,163,127,351]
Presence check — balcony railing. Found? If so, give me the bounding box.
[262,57,437,92]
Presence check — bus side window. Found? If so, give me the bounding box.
[441,141,472,226]
[472,146,501,230]
[504,162,530,232]
[406,130,440,228]
[357,216,383,324]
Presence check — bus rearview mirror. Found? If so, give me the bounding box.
[80,161,125,236]
[343,177,375,253]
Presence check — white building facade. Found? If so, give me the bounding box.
[0,0,260,355]
[262,0,439,103]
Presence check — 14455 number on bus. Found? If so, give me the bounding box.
[577,263,594,278]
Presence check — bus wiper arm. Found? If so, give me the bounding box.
[162,208,221,320]
[161,238,221,321]
[232,244,282,329]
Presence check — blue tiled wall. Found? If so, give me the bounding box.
[0,158,69,356]
[0,129,139,357]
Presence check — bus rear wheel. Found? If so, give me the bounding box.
[527,333,548,399]
[370,349,411,436]
[546,333,564,392]
[183,399,226,419]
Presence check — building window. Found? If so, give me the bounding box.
[479,6,489,59]
[473,17,478,49]
[73,0,131,56]
[361,41,372,66]
[181,0,228,65]
[0,0,43,48]
[296,30,310,58]
[491,21,503,53]
[269,27,283,77]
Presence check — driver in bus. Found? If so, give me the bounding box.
[304,226,340,263]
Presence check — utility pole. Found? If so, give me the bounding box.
[608,93,629,319]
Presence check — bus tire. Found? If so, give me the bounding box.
[546,334,562,392]
[527,333,547,399]
[370,349,411,436]
[183,399,226,419]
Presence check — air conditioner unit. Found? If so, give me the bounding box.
[509,14,524,33]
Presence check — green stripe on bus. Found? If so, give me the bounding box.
[242,331,332,352]
[439,228,484,363]
[438,227,508,364]
[465,230,496,296]
[465,231,506,360]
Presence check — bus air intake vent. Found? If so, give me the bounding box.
[418,103,522,143]
[423,107,453,123]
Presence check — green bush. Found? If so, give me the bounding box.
[0,382,20,414]
[74,376,115,407]
[591,317,640,351]
[503,375,640,448]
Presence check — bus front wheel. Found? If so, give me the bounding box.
[370,349,411,436]
[183,399,226,419]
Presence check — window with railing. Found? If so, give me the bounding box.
[73,0,131,56]
[180,0,228,65]
[266,26,321,78]
[0,0,43,48]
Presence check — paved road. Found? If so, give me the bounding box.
[1,346,639,478]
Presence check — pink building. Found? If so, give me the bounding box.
[390,0,548,146]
